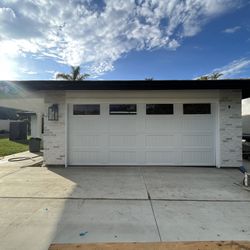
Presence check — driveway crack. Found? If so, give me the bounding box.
[139,167,162,242]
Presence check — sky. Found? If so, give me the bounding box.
[0,0,250,81]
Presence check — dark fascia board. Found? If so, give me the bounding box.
[1,79,250,98]
[17,111,36,115]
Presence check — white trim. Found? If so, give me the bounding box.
[215,101,221,168]
[66,98,219,105]
[65,89,221,99]
[36,112,42,138]
[65,103,68,168]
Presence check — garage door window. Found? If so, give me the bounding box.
[146,104,174,115]
[73,104,100,115]
[109,104,137,115]
[183,104,211,114]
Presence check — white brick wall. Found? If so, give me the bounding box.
[219,89,242,167]
[43,92,66,165]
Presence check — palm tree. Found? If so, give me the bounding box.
[145,77,154,81]
[209,72,223,80]
[197,72,223,80]
[197,75,209,80]
[56,66,90,81]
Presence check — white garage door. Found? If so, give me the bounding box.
[68,103,216,166]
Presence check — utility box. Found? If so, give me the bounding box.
[29,138,41,153]
[9,121,27,141]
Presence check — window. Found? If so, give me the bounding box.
[146,104,174,115]
[183,104,211,114]
[73,104,100,115]
[109,104,137,115]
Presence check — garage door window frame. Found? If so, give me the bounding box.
[73,104,100,115]
[109,104,137,115]
[146,104,174,115]
[183,103,211,115]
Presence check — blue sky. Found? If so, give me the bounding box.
[0,0,250,80]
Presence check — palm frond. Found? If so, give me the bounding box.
[210,72,223,80]
[77,73,90,80]
[56,73,72,80]
[197,72,223,80]
[197,76,209,80]
[71,66,80,80]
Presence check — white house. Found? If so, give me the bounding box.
[243,115,250,135]
[0,120,16,132]
[0,81,44,138]
[242,99,250,136]
[3,80,250,168]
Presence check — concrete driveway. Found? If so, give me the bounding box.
[0,165,250,250]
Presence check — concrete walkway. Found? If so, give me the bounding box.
[0,164,250,250]
[0,151,43,168]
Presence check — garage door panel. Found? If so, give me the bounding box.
[145,151,177,164]
[145,118,177,131]
[69,151,101,165]
[182,150,214,165]
[109,135,137,147]
[146,135,176,147]
[108,119,137,131]
[70,120,103,131]
[70,135,100,147]
[181,117,213,131]
[182,134,213,147]
[109,151,137,164]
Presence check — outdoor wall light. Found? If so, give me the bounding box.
[48,104,59,121]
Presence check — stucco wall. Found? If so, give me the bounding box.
[43,92,66,165]
[219,89,242,167]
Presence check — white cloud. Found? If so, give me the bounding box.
[223,26,241,33]
[0,7,16,21]
[24,70,37,75]
[45,70,56,74]
[168,39,180,50]
[0,0,245,76]
[211,58,250,78]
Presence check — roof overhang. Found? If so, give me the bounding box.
[1,80,250,99]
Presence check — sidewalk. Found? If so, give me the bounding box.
[0,151,43,168]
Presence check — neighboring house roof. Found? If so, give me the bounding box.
[17,111,36,118]
[17,111,36,115]
[0,107,19,120]
[1,80,250,98]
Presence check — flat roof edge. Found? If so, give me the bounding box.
[0,80,250,98]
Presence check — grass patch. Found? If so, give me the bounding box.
[0,136,29,157]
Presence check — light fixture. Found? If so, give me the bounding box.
[48,104,59,121]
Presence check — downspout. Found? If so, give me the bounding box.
[215,101,221,168]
